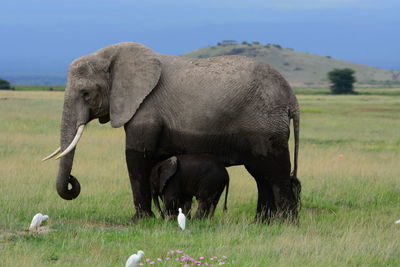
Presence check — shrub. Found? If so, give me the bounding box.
[327,68,356,94]
[0,78,13,90]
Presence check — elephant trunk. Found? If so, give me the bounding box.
[56,98,82,200]
[153,193,164,219]
[56,150,81,200]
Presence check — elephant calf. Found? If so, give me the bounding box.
[150,154,229,219]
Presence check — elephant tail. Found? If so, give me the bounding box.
[290,107,300,180]
[290,107,302,213]
[223,177,229,212]
[293,110,299,179]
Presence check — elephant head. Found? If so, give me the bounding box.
[149,156,178,218]
[43,42,162,200]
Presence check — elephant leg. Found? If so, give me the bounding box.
[125,149,155,221]
[208,200,219,219]
[245,160,277,223]
[268,148,299,223]
[194,200,210,219]
[246,148,299,223]
[164,198,182,220]
[183,198,192,219]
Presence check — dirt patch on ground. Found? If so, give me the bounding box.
[0,226,55,243]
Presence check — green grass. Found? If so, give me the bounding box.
[293,87,400,96]
[1,90,400,266]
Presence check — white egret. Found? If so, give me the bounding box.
[395,219,400,224]
[29,213,49,231]
[178,208,186,230]
[125,250,144,267]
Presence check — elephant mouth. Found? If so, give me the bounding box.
[42,124,85,161]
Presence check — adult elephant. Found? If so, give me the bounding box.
[43,42,301,223]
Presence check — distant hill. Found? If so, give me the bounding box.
[183,42,400,87]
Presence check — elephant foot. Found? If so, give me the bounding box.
[130,210,155,223]
[193,212,210,220]
[254,209,275,224]
[254,210,299,225]
[254,215,269,224]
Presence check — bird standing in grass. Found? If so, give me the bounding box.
[29,213,49,231]
[125,250,144,267]
[178,208,186,230]
[395,219,400,224]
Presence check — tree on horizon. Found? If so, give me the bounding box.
[327,68,356,94]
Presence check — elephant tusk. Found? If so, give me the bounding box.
[42,147,61,161]
[55,124,85,160]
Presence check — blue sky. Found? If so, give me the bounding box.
[1,0,399,77]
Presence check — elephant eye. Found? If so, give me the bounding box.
[80,90,90,99]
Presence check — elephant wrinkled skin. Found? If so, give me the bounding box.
[45,42,301,223]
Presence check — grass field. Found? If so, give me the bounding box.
[1,90,399,266]
[14,85,65,91]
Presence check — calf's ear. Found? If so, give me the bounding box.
[159,156,178,193]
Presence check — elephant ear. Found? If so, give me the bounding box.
[109,43,161,128]
[159,156,178,194]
